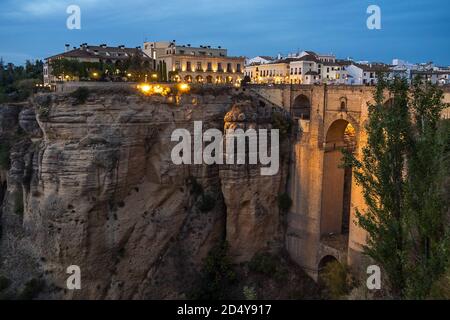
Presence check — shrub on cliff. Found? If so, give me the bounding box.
[0,143,10,170]
[272,111,292,139]
[18,278,45,300]
[277,193,292,213]
[14,191,24,216]
[70,87,90,105]
[320,260,352,299]
[187,176,203,196]
[197,193,216,213]
[0,276,11,292]
[249,253,277,275]
[248,252,288,282]
[189,242,236,300]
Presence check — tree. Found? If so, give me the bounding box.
[242,75,251,86]
[404,79,450,298]
[345,76,450,299]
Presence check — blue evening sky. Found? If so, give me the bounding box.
[0,0,449,66]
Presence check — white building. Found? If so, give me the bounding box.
[346,63,390,85]
[245,56,275,66]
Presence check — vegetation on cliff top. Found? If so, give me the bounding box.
[0,59,44,103]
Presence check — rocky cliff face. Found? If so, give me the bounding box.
[0,87,291,299]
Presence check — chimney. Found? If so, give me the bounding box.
[119,45,125,49]
[65,44,70,52]
[100,44,107,48]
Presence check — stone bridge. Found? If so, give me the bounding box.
[249,84,450,280]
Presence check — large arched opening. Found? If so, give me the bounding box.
[321,119,356,237]
[292,95,311,120]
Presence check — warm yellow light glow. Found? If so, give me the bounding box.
[151,74,158,79]
[93,72,98,77]
[178,83,190,92]
[139,84,151,94]
[137,83,171,96]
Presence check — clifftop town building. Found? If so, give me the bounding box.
[143,41,245,84]
[42,40,450,87]
[44,43,153,86]
[244,51,450,86]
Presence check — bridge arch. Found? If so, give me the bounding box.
[318,255,339,272]
[292,94,311,120]
[321,119,356,237]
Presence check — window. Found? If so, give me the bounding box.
[186,62,192,71]
[175,61,181,71]
[227,63,232,73]
[207,62,212,71]
[236,64,241,72]
[217,63,223,72]
[197,62,202,71]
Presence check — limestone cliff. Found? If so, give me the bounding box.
[0,87,292,299]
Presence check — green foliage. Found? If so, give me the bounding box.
[70,87,90,105]
[272,111,292,139]
[198,193,216,213]
[344,76,450,299]
[189,242,236,300]
[50,53,153,82]
[429,266,450,299]
[277,193,292,213]
[14,191,24,216]
[18,278,44,300]
[0,276,11,292]
[0,59,43,103]
[187,176,203,196]
[249,253,277,275]
[243,286,257,300]
[38,106,50,118]
[248,252,288,282]
[0,143,10,170]
[320,261,351,299]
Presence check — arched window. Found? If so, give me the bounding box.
[292,95,311,120]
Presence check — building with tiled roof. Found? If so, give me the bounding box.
[44,43,153,85]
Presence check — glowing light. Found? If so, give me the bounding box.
[137,83,171,96]
[127,73,132,77]
[177,83,190,92]
[139,84,152,94]
[151,74,158,79]
[92,72,98,77]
